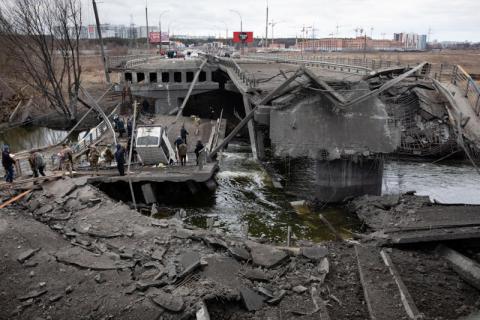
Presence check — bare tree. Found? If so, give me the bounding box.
[0,0,82,121]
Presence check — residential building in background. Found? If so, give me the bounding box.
[394,32,428,50]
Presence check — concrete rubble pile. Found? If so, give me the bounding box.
[0,176,338,319]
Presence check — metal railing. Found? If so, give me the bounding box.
[203,54,258,88]
[107,54,157,70]
[72,104,119,156]
[246,53,372,75]
[450,65,480,116]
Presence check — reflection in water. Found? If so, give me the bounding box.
[0,126,68,152]
[383,160,480,204]
[169,143,361,243]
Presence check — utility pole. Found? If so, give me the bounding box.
[92,0,110,83]
[363,29,367,62]
[145,4,150,50]
[159,11,168,54]
[265,1,269,48]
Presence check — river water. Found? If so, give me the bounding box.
[2,127,480,242]
[0,126,68,152]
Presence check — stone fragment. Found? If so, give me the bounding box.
[36,205,53,215]
[136,280,167,291]
[203,236,228,249]
[243,269,270,282]
[301,246,328,261]
[196,301,210,320]
[151,248,166,261]
[292,285,308,294]
[28,200,41,212]
[125,284,137,295]
[49,294,62,303]
[65,286,73,294]
[24,261,38,268]
[55,246,134,270]
[18,289,48,301]
[249,244,288,268]
[266,290,286,305]
[151,220,169,228]
[239,287,264,311]
[94,274,105,283]
[144,261,163,269]
[256,286,274,298]
[151,290,184,312]
[228,246,251,261]
[17,248,40,263]
[174,228,193,239]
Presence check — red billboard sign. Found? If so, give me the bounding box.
[233,31,254,43]
[149,32,169,44]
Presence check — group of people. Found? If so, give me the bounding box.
[86,143,127,176]
[174,126,205,166]
[113,115,133,139]
[2,122,206,184]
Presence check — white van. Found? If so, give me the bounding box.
[135,126,176,165]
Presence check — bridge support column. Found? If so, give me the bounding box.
[242,95,258,160]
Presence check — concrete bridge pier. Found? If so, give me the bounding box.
[278,156,384,203]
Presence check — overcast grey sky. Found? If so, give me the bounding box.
[84,0,480,41]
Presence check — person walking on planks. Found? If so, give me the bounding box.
[103,144,114,167]
[28,151,46,178]
[114,144,126,176]
[61,143,74,176]
[181,125,189,144]
[194,140,204,165]
[88,145,100,176]
[2,145,15,183]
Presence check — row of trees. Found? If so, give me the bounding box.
[0,0,83,121]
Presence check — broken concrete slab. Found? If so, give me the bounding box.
[136,280,167,291]
[55,246,135,270]
[249,244,288,268]
[42,178,77,199]
[301,246,328,261]
[228,246,251,261]
[17,248,40,264]
[151,248,167,261]
[36,205,53,215]
[18,290,47,301]
[243,269,270,282]
[203,235,228,249]
[180,251,200,269]
[239,287,264,311]
[266,289,286,305]
[151,290,184,312]
[203,256,242,289]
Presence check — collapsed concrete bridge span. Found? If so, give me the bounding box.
[117,54,479,202]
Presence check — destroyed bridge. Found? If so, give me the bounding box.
[110,52,480,202]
